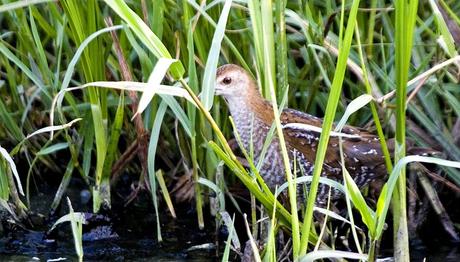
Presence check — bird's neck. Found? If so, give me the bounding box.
[223,91,274,152]
[247,93,275,126]
[225,96,253,124]
[226,90,274,126]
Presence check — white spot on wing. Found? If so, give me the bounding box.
[283,123,362,138]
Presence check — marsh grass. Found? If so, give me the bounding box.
[0,0,460,261]
[50,198,86,262]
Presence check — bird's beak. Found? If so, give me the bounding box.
[215,85,224,96]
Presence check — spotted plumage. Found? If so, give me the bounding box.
[215,64,433,204]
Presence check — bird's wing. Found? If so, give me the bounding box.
[280,108,388,179]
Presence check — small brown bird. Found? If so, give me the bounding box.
[215,64,426,203]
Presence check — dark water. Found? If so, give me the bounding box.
[0,180,221,261]
[0,179,458,261]
[0,206,220,261]
[1,209,459,261]
[0,207,219,261]
[411,244,460,262]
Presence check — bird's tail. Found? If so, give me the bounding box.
[386,138,443,158]
[407,147,443,157]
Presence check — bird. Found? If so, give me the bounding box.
[215,64,431,204]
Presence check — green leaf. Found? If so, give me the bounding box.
[428,0,459,59]
[103,0,184,79]
[50,208,86,232]
[136,58,178,116]
[0,41,50,101]
[37,142,69,156]
[0,0,55,13]
[343,166,376,237]
[300,0,362,254]
[0,146,24,196]
[376,184,388,217]
[221,213,237,262]
[147,101,168,242]
[50,198,86,260]
[156,170,176,218]
[334,94,373,132]
[201,0,232,111]
[198,177,225,212]
[27,118,82,140]
[376,156,460,239]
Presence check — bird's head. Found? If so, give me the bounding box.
[215,64,258,100]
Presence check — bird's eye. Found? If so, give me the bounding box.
[222,77,232,85]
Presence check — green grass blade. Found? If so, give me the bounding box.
[429,0,459,59]
[222,213,236,261]
[260,0,277,98]
[0,0,55,13]
[26,118,81,140]
[51,198,86,261]
[393,0,419,259]
[103,0,184,79]
[156,170,176,218]
[136,58,177,116]
[343,166,376,238]
[147,101,168,242]
[60,25,123,92]
[299,0,361,255]
[201,0,232,111]
[0,146,24,196]
[36,142,69,156]
[248,0,263,76]
[0,40,50,101]
[185,0,250,70]
[376,156,460,239]
[198,177,225,212]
